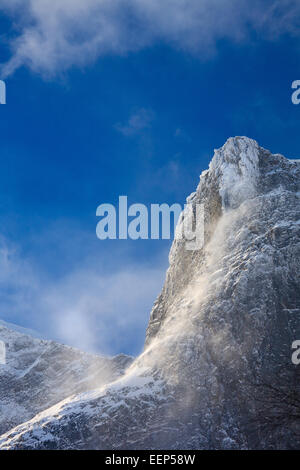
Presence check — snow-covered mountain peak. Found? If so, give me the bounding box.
[207,136,260,209]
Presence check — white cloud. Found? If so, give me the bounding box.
[0,237,40,320]
[0,235,166,355]
[115,108,154,136]
[0,0,299,77]
[44,265,165,354]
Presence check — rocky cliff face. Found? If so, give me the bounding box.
[0,137,299,450]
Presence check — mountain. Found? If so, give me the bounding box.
[0,137,299,449]
[0,320,44,339]
[0,322,133,436]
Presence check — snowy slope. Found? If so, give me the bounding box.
[0,320,43,339]
[0,322,133,435]
[1,137,299,449]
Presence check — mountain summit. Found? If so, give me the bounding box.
[1,137,299,449]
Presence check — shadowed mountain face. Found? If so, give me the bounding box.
[0,137,299,450]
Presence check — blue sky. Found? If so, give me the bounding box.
[0,1,299,356]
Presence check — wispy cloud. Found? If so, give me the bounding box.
[0,0,300,78]
[115,108,154,137]
[0,236,39,321]
[0,234,166,355]
[45,265,165,355]
[174,128,191,143]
